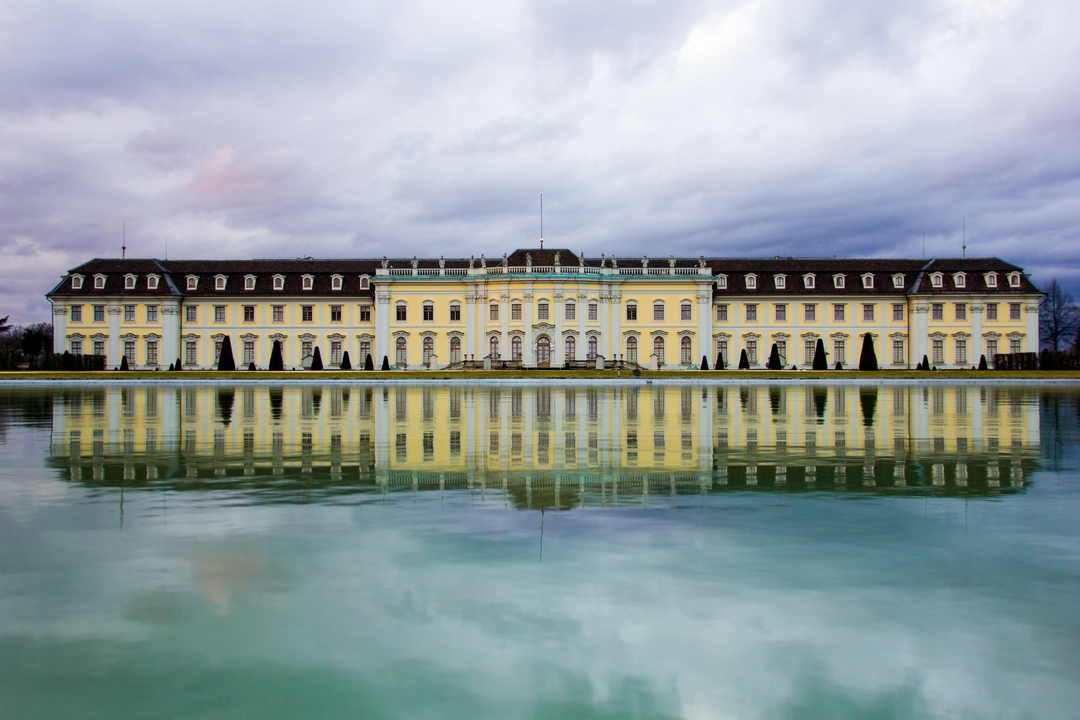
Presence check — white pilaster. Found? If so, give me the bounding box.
[162,302,181,366]
[52,303,67,353]
[524,284,534,367]
[107,303,121,368]
[554,283,564,367]
[374,283,391,367]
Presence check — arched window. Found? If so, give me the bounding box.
[359,276,369,290]
[511,336,522,360]
[489,336,499,359]
[450,337,461,363]
[565,336,576,361]
[395,337,407,366]
[627,336,638,364]
[680,336,692,364]
[588,336,598,359]
[423,336,434,365]
[654,336,665,366]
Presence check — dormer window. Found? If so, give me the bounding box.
[773,274,786,289]
[93,274,107,289]
[331,274,343,291]
[953,272,966,288]
[803,273,815,289]
[985,272,998,288]
[745,274,757,290]
[302,274,314,291]
[930,272,943,288]
[214,275,228,291]
[861,273,874,289]
[186,275,199,291]
[244,275,257,291]
[273,274,285,291]
[833,274,846,289]
[124,274,137,290]
[146,274,160,290]
[70,274,84,290]
[892,274,905,289]
[359,275,370,290]
[715,274,727,289]
[1008,272,1021,288]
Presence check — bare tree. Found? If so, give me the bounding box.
[1040,279,1080,351]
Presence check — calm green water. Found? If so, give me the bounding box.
[1,382,1079,719]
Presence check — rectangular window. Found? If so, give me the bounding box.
[986,338,998,357]
[360,306,372,322]
[804,304,816,322]
[565,303,575,320]
[804,340,815,364]
[716,304,728,322]
[537,303,549,320]
[70,306,82,322]
[892,304,904,321]
[303,305,314,322]
[71,339,83,355]
[833,304,845,321]
[330,305,342,322]
[681,303,692,321]
[1009,338,1022,354]
[124,305,135,322]
[986,303,998,320]
[331,341,342,365]
[93,305,105,322]
[94,340,105,356]
[716,339,728,365]
[147,341,158,365]
[186,306,197,323]
[862,304,875,321]
[775,304,787,321]
[124,341,135,364]
[626,304,637,321]
[450,305,461,322]
[932,339,944,364]
[653,303,664,321]
[214,306,226,323]
[892,340,904,365]
[745,304,758,321]
[302,340,313,359]
[243,305,255,322]
[932,303,943,321]
[146,306,159,322]
[423,305,434,321]
[1009,303,1021,321]
[588,303,597,320]
[955,303,967,321]
[215,341,223,363]
[185,341,197,366]
[746,340,757,364]
[359,339,371,361]
[272,305,284,322]
[834,340,846,365]
[243,341,255,365]
[955,339,967,364]
[511,303,522,320]
[489,304,499,321]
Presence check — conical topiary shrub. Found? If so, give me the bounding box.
[381,355,390,371]
[248,362,256,371]
[700,355,709,371]
[812,339,828,370]
[365,354,374,371]
[835,361,843,370]
[920,355,930,371]
[340,351,352,370]
[858,333,878,371]
[217,336,236,371]
[738,348,750,369]
[716,352,725,370]
[168,361,174,371]
[310,346,324,371]
[119,355,129,371]
[174,357,182,371]
[978,355,988,371]
[268,340,284,371]
[767,344,782,370]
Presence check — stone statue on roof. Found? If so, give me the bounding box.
[469,255,474,269]
[411,257,418,269]
[600,253,605,267]
[699,255,706,268]
[669,255,675,269]
[480,254,486,269]
[642,255,648,269]
[554,251,560,266]
[612,256,618,269]
[579,252,585,268]
[439,256,445,269]
[382,256,388,269]
[526,253,532,266]
[502,253,508,267]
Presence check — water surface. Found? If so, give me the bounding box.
[1,383,1078,719]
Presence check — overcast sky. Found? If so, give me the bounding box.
[1,0,1078,323]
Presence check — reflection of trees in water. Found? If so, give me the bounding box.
[1040,391,1080,472]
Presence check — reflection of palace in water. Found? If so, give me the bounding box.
[49,384,1038,507]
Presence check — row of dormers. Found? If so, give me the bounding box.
[69,273,373,292]
[714,271,1021,291]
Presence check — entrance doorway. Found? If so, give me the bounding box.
[536,336,551,367]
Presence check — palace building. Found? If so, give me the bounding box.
[46,249,1041,370]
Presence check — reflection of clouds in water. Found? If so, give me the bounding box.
[193,554,267,610]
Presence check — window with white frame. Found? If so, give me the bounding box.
[244,341,255,365]
[588,302,597,320]
[863,304,875,321]
[774,274,786,289]
[955,303,967,321]
[892,274,905,289]
[302,275,313,291]
[330,341,342,365]
[185,306,197,322]
[146,305,158,322]
[396,303,407,321]
[147,275,159,290]
[512,302,522,320]
[244,275,256,291]
[986,303,998,320]
[746,304,758,321]
[489,304,499,321]
[834,339,846,364]
[146,340,158,365]
[775,304,787,321]
[833,304,845,321]
[804,340,816,364]
[124,275,136,290]
[955,339,967,364]
[273,275,285,291]
[70,305,82,322]
[1009,303,1021,320]
[804,304,816,322]
[716,275,727,289]
[893,339,905,365]
[681,302,692,321]
[124,341,135,364]
[272,305,284,323]
[94,275,107,289]
[862,273,874,289]
[745,274,757,290]
[931,273,943,288]
[187,276,198,290]
[124,305,135,322]
[565,302,575,320]
[985,272,998,288]
[1009,337,1022,353]
[449,303,461,322]
[932,339,944,364]
[653,303,664,321]
[71,339,83,355]
[986,337,998,357]
[71,275,84,289]
[423,303,434,321]
[243,306,255,322]
[214,306,226,323]
[833,274,845,289]
[215,275,227,291]
[625,303,637,321]
[537,302,549,320]
[932,303,943,320]
[953,273,966,288]
[359,276,369,290]
[93,305,105,322]
[1008,272,1021,288]
[331,275,343,291]
[331,305,342,322]
[360,305,371,322]
[716,304,728,322]
[803,274,815,289]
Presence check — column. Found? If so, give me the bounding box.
[374,283,391,367]
[553,283,564,368]
[610,285,621,362]
[1025,302,1039,352]
[577,284,588,360]
[697,283,712,365]
[162,302,181,366]
[465,285,476,362]
[911,301,928,366]
[477,284,487,360]
[524,283,534,367]
[500,285,509,362]
[971,302,984,362]
[599,285,610,360]
[107,303,121,368]
[52,303,66,353]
